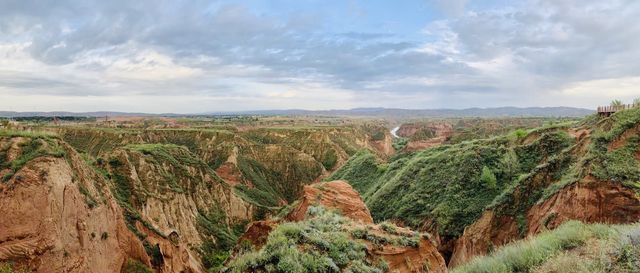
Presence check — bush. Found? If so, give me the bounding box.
[122,259,153,273]
[512,129,528,140]
[481,166,497,189]
[225,206,387,273]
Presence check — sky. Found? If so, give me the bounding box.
[0,0,639,113]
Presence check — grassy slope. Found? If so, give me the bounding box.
[331,108,640,239]
[330,129,574,237]
[452,221,640,273]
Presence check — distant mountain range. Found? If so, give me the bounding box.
[0,107,594,118]
[207,107,594,117]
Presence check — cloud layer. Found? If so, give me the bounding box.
[0,0,639,112]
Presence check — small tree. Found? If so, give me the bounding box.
[611,99,623,106]
[481,166,497,189]
[634,97,640,105]
[512,129,527,140]
[500,150,520,178]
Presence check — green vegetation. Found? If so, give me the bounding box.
[332,124,580,238]
[122,259,154,273]
[410,128,436,141]
[452,221,640,273]
[392,137,408,151]
[197,207,246,272]
[0,132,66,182]
[589,107,640,190]
[332,108,640,243]
[327,150,386,195]
[447,118,560,144]
[234,156,285,208]
[104,155,169,264]
[611,99,623,106]
[321,149,338,170]
[224,206,389,273]
[0,263,31,273]
[350,225,420,248]
[481,166,498,189]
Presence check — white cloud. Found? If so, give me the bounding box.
[1,0,640,112]
[557,77,640,101]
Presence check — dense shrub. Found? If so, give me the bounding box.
[224,206,388,273]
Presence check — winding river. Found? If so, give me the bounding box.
[390,126,400,138]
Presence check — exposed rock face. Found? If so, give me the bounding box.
[0,156,149,273]
[111,147,253,251]
[396,122,454,152]
[234,221,276,250]
[287,180,374,224]
[449,180,640,267]
[0,137,203,273]
[371,236,447,273]
[526,181,640,234]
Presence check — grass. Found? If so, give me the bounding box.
[0,263,31,273]
[333,131,573,237]
[452,221,609,273]
[197,206,246,272]
[452,221,640,273]
[0,129,58,139]
[0,133,66,182]
[326,150,386,195]
[392,137,408,151]
[122,259,154,273]
[233,156,284,208]
[224,206,390,273]
[331,113,640,242]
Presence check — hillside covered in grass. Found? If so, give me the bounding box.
[330,108,640,263]
[330,126,576,237]
[453,221,640,273]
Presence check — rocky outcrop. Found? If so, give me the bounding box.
[526,181,640,234]
[0,154,149,272]
[234,220,276,250]
[396,122,453,152]
[287,180,374,224]
[0,137,204,273]
[365,225,447,273]
[110,146,253,251]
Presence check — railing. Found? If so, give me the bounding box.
[597,103,640,114]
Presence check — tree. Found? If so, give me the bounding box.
[611,99,623,106]
[634,98,640,105]
[481,166,497,189]
[512,129,527,140]
[500,150,520,178]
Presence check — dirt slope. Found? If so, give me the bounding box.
[0,137,200,273]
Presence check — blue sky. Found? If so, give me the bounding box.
[0,0,638,113]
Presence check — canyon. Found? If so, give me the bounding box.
[0,110,638,273]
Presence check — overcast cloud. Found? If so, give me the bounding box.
[0,0,639,113]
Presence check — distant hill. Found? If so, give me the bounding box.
[207,106,594,117]
[0,111,174,118]
[0,106,593,118]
